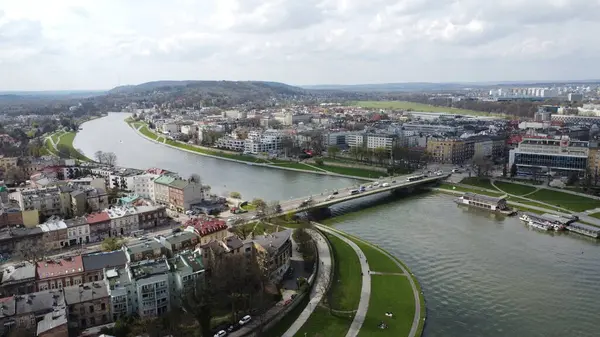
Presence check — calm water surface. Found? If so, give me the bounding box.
[331,193,600,337]
[76,114,600,337]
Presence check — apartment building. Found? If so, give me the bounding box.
[215,136,246,151]
[36,256,84,291]
[171,250,204,306]
[250,230,292,282]
[0,288,66,333]
[38,219,68,250]
[123,240,168,263]
[153,175,175,205]
[82,251,127,283]
[65,217,90,246]
[167,178,205,212]
[136,205,167,230]
[157,231,199,257]
[70,188,108,217]
[244,130,284,154]
[426,138,474,164]
[64,281,111,329]
[107,207,139,237]
[509,136,589,177]
[86,212,111,242]
[132,173,159,200]
[0,262,36,296]
[0,156,18,171]
[0,227,44,256]
[185,217,230,246]
[14,186,65,219]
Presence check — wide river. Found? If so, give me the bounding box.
[76,113,600,337]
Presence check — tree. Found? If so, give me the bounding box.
[102,237,125,251]
[510,163,517,178]
[251,198,267,213]
[230,191,242,199]
[15,243,49,264]
[314,158,324,166]
[189,174,202,184]
[566,172,579,186]
[349,146,361,161]
[94,150,104,163]
[472,155,494,177]
[265,201,282,220]
[281,136,295,157]
[102,152,118,166]
[373,147,389,166]
[327,145,340,159]
[502,164,508,178]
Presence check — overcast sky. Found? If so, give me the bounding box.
[1,0,599,91]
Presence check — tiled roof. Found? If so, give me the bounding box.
[185,218,227,236]
[36,256,84,279]
[168,179,189,189]
[86,211,110,224]
[154,175,176,185]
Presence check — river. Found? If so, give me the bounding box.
[75,114,600,337]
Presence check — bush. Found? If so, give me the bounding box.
[315,158,324,166]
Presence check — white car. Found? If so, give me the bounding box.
[327,195,335,200]
[381,183,390,187]
[214,330,227,337]
[239,315,252,325]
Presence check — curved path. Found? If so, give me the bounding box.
[316,223,423,337]
[282,229,333,337]
[317,225,371,337]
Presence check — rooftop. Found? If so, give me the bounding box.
[462,192,505,204]
[1,262,36,284]
[225,236,243,251]
[37,256,84,280]
[82,251,127,272]
[154,175,176,186]
[14,288,65,315]
[36,306,68,335]
[163,231,198,246]
[64,281,109,304]
[86,211,110,224]
[176,250,204,273]
[185,217,227,236]
[169,179,189,189]
[250,229,292,255]
[130,259,170,280]
[38,220,67,232]
[125,239,164,255]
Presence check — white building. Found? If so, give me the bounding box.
[107,207,140,237]
[222,110,247,119]
[13,186,64,218]
[509,136,589,177]
[161,122,179,134]
[132,174,159,200]
[65,217,91,245]
[244,130,284,154]
[215,136,246,151]
[180,124,198,136]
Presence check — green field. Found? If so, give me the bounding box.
[54,132,91,161]
[494,181,537,196]
[294,233,362,336]
[350,101,490,116]
[526,189,600,212]
[358,275,415,337]
[351,240,402,274]
[459,177,496,190]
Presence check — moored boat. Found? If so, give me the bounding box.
[454,192,516,215]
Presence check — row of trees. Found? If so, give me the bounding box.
[94,151,118,166]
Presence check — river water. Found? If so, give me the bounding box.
[75,114,600,337]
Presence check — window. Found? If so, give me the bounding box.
[101,303,106,310]
[89,305,94,313]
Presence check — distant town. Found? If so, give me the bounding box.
[1,79,600,337]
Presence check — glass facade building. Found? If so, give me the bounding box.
[509,137,589,177]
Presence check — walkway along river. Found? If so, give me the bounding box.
[75,114,600,337]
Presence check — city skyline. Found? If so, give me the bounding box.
[1,0,600,91]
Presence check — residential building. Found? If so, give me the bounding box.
[36,256,84,291]
[123,240,167,263]
[185,217,230,246]
[86,212,111,242]
[0,262,36,296]
[14,186,65,219]
[0,205,24,228]
[38,219,68,251]
[244,130,284,154]
[64,281,111,329]
[215,136,246,151]
[509,136,589,177]
[167,178,205,212]
[0,227,44,256]
[0,156,18,171]
[427,138,473,164]
[5,289,66,331]
[249,230,293,282]
[153,175,176,206]
[132,174,159,200]
[82,251,127,283]
[136,205,167,230]
[157,232,199,256]
[171,250,204,307]
[104,259,171,319]
[36,306,68,337]
[472,137,494,159]
[65,217,90,246]
[107,207,139,237]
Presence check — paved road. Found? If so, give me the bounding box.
[316,224,424,337]
[282,229,332,337]
[317,225,371,337]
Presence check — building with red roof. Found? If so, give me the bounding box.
[36,255,84,291]
[185,217,230,246]
[86,211,111,242]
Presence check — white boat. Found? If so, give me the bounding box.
[519,214,530,222]
[528,220,552,231]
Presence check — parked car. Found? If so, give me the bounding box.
[327,195,335,200]
[332,191,339,195]
[381,183,390,187]
[239,315,252,325]
[391,180,397,183]
[214,330,227,337]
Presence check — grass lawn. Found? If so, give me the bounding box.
[295,233,361,337]
[494,181,537,196]
[56,132,91,161]
[318,164,386,179]
[350,100,490,116]
[50,131,63,143]
[139,125,159,140]
[506,196,562,212]
[347,238,402,274]
[263,295,310,337]
[438,183,504,197]
[459,177,496,190]
[358,275,415,337]
[589,213,600,219]
[527,189,600,212]
[271,162,324,172]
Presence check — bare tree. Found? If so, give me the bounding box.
[102,152,118,166]
[189,174,202,184]
[94,150,104,163]
[15,242,49,265]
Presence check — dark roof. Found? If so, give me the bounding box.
[82,251,127,272]
[63,282,109,304]
[463,192,505,203]
[225,236,243,251]
[14,289,65,315]
[569,222,600,233]
[251,229,292,255]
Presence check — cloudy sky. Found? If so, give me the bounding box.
[1,0,599,91]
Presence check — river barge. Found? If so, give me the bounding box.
[566,222,600,239]
[519,212,574,231]
[454,193,516,215]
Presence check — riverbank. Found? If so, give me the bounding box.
[45,130,93,162]
[279,219,425,337]
[125,117,383,181]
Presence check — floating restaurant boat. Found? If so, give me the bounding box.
[527,220,553,231]
[454,193,516,215]
[519,212,574,231]
[566,222,600,239]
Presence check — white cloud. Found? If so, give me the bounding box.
[0,0,599,90]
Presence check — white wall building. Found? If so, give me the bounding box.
[107,207,140,237]
[215,137,246,151]
[66,217,91,245]
[244,130,284,154]
[132,174,159,200]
